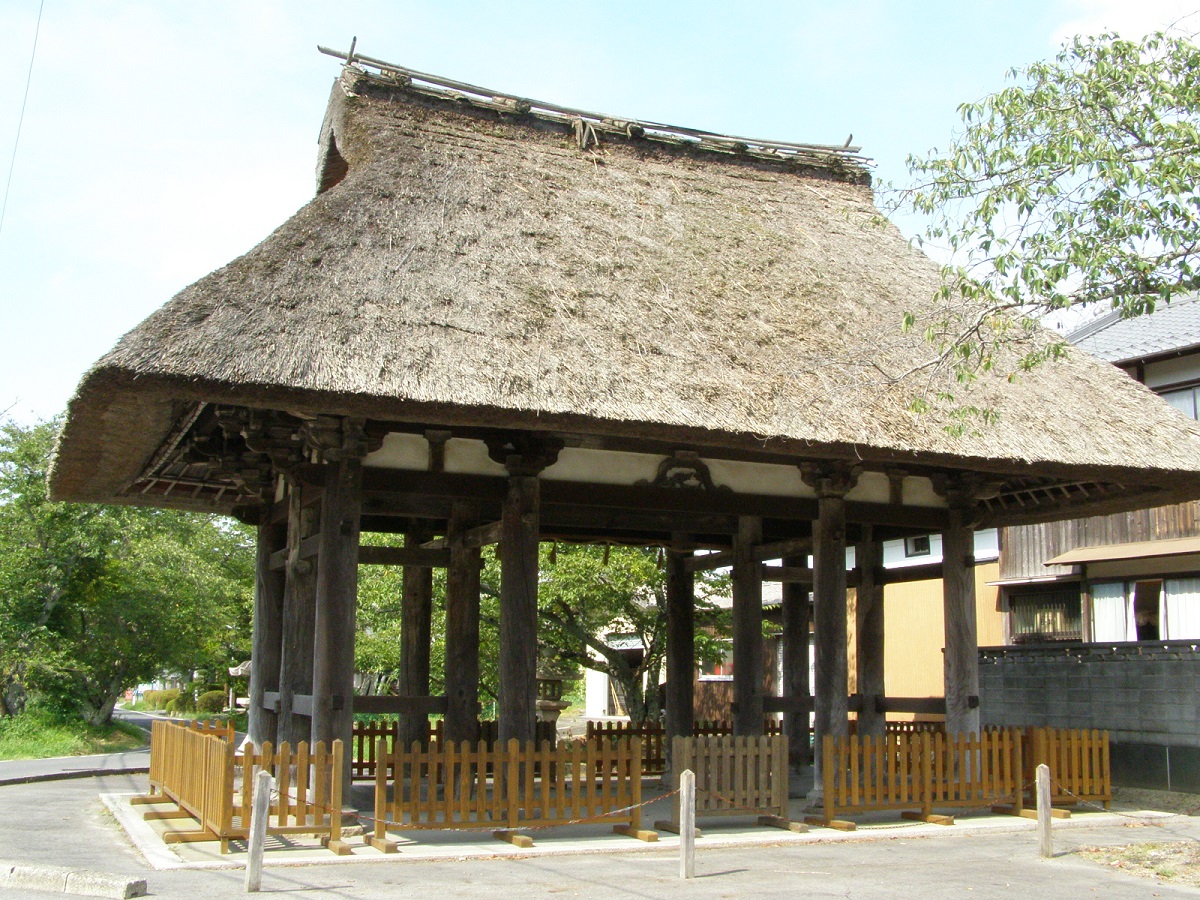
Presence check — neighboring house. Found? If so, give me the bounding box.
[995,297,1200,644]
[981,297,1200,791]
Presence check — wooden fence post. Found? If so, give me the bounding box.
[680,769,695,880]
[244,770,273,893]
[1036,763,1052,859]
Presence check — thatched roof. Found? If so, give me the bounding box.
[49,57,1200,515]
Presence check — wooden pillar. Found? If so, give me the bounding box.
[277,483,318,746]
[781,553,811,768]
[444,501,482,745]
[732,516,764,736]
[942,506,980,736]
[397,526,434,749]
[664,540,695,774]
[498,474,541,745]
[803,463,858,793]
[247,510,286,746]
[310,423,366,802]
[855,528,885,738]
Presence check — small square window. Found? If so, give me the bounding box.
[904,535,931,558]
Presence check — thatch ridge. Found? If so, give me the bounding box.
[50,63,1200,506]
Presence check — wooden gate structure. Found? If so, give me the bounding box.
[48,46,1200,811]
[369,737,656,849]
[135,720,349,854]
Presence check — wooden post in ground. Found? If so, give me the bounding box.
[444,500,482,745]
[664,540,695,778]
[803,463,857,795]
[277,481,318,746]
[248,512,286,747]
[781,552,811,769]
[855,529,885,738]
[732,516,764,736]
[942,506,979,738]
[679,768,696,879]
[244,769,274,892]
[1036,763,1052,858]
[499,475,542,746]
[491,436,559,747]
[311,420,366,800]
[398,526,434,750]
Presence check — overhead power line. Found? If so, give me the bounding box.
[0,0,46,241]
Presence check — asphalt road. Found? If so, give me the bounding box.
[2,772,1200,898]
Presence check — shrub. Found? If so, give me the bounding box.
[164,698,182,714]
[196,690,226,714]
[143,689,180,711]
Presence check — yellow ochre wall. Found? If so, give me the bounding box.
[848,562,1003,708]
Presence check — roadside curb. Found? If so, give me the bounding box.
[0,766,149,788]
[1,860,147,898]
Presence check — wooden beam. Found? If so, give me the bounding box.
[856,531,885,738]
[358,545,452,567]
[398,527,434,749]
[277,484,317,745]
[761,565,813,584]
[943,508,980,737]
[732,516,764,737]
[875,696,951,715]
[813,489,851,771]
[878,562,944,585]
[248,514,286,746]
[499,475,540,745]
[444,500,482,745]
[464,520,503,549]
[353,695,448,716]
[664,540,695,772]
[780,551,811,768]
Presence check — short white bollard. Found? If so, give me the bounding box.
[245,769,274,892]
[680,768,695,880]
[1036,763,1052,859]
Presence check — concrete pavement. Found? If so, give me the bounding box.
[2,771,1200,898]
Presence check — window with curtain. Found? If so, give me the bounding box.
[1090,581,1133,642]
[1164,578,1200,639]
[1008,586,1082,643]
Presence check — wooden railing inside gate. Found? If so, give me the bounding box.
[134,719,348,854]
[585,719,784,776]
[1026,727,1111,808]
[370,737,657,850]
[352,719,557,780]
[655,734,799,833]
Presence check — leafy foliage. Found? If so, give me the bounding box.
[0,418,254,725]
[896,31,1200,382]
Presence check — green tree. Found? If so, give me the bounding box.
[356,541,729,725]
[0,418,254,725]
[896,30,1200,381]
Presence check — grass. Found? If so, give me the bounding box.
[0,709,147,760]
[1079,841,1200,887]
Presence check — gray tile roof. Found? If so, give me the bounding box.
[1069,294,1200,363]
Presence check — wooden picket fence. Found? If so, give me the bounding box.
[585,719,784,776]
[351,719,557,780]
[189,718,236,741]
[370,737,656,849]
[1026,727,1111,807]
[813,726,1110,829]
[656,734,797,833]
[849,720,946,737]
[135,719,349,854]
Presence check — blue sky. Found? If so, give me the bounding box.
[0,0,1193,423]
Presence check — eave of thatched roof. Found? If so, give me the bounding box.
[49,61,1200,512]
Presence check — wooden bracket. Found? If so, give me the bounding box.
[803,814,855,831]
[757,815,807,832]
[493,829,534,848]
[612,824,658,842]
[901,810,955,826]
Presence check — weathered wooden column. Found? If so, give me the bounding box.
[310,420,366,800]
[664,538,695,775]
[490,436,561,746]
[247,509,286,746]
[803,463,858,792]
[443,500,482,745]
[277,480,318,746]
[397,526,434,749]
[942,503,979,737]
[855,527,885,738]
[732,516,764,736]
[780,553,811,769]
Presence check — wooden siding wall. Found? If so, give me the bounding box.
[1000,501,1200,580]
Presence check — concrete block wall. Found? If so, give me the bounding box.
[979,640,1200,791]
